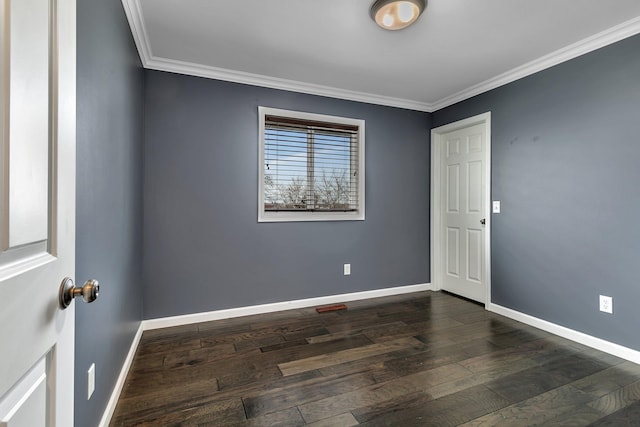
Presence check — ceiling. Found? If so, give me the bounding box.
[122,0,640,112]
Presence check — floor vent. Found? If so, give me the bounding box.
[315,303,347,313]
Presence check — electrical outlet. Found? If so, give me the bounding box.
[343,263,351,276]
[88,363,95,400]
[599,295,613,314]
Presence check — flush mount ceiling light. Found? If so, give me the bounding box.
[370,0,426,31]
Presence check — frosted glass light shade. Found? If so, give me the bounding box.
[370,0,426,31]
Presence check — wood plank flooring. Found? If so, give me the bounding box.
[110,291,640,426]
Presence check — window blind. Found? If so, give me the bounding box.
[263,115,360,212]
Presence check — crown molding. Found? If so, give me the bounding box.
[144,56,434,112]
[431,15,640,111]
[121,0,152,64]
[122,0,640,113]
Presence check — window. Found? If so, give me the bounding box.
[258,107,365,222]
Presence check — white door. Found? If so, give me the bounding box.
[0,0,76,425]
[431,114,490,304]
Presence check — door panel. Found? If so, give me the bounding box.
[447,137,460,157]
[467,229,482,283]
[0,357,47,427]
[446,164,459,213]
[0,0,76,425]
[467,160,482,213]
[8,0,50,247]
[440,123,487,303]
[468,133,482,153]
[446,227,459,277]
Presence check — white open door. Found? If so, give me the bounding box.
[431,113,491,304]
[0,0,76,425]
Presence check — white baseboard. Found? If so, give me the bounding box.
[98,323,144,427]
[488,303,640,365]
[143,283,433,331]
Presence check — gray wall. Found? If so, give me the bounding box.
[433,34,640,351]
[76,0,144,425]
[143,71,431,319]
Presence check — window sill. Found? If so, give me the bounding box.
[258,211,365,222]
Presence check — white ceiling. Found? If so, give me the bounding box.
[123,0,640,111]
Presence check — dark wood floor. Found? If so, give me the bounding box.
[110,291,640,426]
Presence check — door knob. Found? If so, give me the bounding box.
[59,277,99,309]
[480,218,486,225]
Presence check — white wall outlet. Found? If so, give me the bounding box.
[599,295,613,314]
[492,200,501,213]
[88,363,95,399]
[343,263,351,276]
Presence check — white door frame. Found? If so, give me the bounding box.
[431,112,492,305]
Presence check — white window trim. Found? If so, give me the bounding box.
[258,106,365,222]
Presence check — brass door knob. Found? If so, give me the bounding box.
[59,277,100,309]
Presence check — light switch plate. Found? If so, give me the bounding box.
[492,201,501,213]
[344,264,351,275]
[88,363,95,400]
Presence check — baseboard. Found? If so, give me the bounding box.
[143,283,433,330]
[488,303,640,365]
[98,323,144,427]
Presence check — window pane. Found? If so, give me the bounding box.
[264,128,308,210]
[313,132,353,210]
